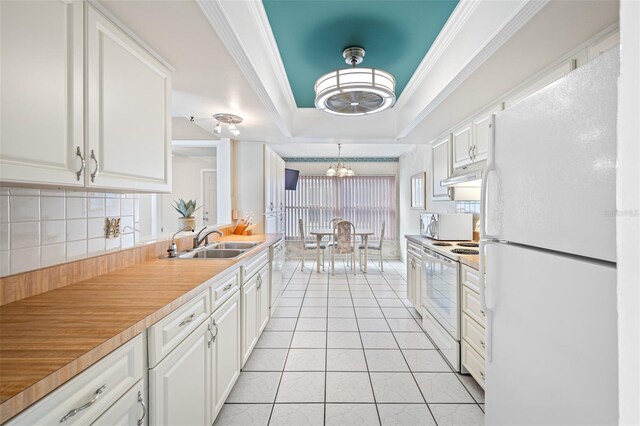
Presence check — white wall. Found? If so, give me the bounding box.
[397,145,456,261]
[617,1,640,423]
[233,141,265,233]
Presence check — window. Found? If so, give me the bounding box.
[285,175,397,240]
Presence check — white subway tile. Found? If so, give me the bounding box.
[88,217,106,239]
[40,189,65,197]
[65,190,86,197]
[105,236,121,252]
[66,219,87,242]
[10,246,40,274]
[134,199,140,222]
[121,233,134,249]
[0,196,9,223]
[41,243,66,268]
[41,220,65,244]
[66,240,87,261]
[121,216,134,234]
[10,221,40,249]
[121,199,134,216]
[87,192,105,198]
[66,197,87,219]
[10,196,39,222]
[41,196,65,220]
[10,188,40,196]
[105,198,120,217]
[0,223,8,251]
[87,238,105,255]
[0,251,9,277]
[87,198,105,218]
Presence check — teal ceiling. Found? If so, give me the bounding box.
[262,0,459,108]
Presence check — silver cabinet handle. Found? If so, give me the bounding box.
[207,322,215,348]
[480,340,485,349]
[256,274,262,289]
[89,149,99,183]
[480,371,485,380]
[75,147,85,181]
[223,283,233,292]
[269,202,274,211]
[179,313,196,327]
[59,384,106,422]
[137,391,146,426]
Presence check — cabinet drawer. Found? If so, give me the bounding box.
[462,313,486,357]
[407,241,422,258]
[148,290,210,367]
[461,285,485,326]
[92,379,145,426]
[211,271,240,311]
[8,335,143,425]
[462,341,485,389]
[242,250,269,283]
[461,264,480,293]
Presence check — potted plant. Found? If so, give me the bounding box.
[173,198,201,231]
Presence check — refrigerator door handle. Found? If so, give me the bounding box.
[480,239,498,362]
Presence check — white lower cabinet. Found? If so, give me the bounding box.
[211,292,241,418]
[406,241,423,314]
[149,319,213,426]
[92,380,146,426]
[460,264,486,389]
[241,262,270,366]
[8,335,144,425]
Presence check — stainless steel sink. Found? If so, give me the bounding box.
[178,249,244,259]
[209,241,261,250]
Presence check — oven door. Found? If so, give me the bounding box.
[422,248,460,340]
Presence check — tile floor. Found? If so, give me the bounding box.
[215,258,484,426]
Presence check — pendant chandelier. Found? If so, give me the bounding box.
[326,144,355,177]
[314,47,396,116]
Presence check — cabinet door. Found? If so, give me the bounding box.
[277,157,286,211]
[86,5,171,192]
[406,255,416,306]
[264,146,273,212]
[257,266,271,334]
[0,0,84,187]
[241,277,259,365]
[149,320,212,426]
[587,30,619,61]
[211,292,241,418]
[265,213,278,234]
[452,122,473,169]
[92,380,146,426]
[431,135,452,200]
[414,259,423,316]
[472,103,503,163]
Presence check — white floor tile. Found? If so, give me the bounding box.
[214,404,272,426]
[269,404,324,426]
[393,332,435,350]
[291,331,326,349]
[326,349,367,371]
[327,332,363,349]
[378,404,436,426]
[226,372,281,403]
[326,372,374,403]
[325,404,379,426]
[365,350,409,372]
[243,349,288,371]
[360,332,398,349]
[285,349,326,371]
[369,373,424,403]
[276,372,325,403]
[414,373,475,403]
[403,350,451,372]
[429,404,485,426]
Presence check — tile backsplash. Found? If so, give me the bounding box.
[0,188,141,277]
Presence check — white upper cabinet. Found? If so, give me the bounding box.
[86,5,171,192]
[452,122,473,169]
[504,60,576,109]
[0,2,172,193]
[472,103,503,163]
[263,146,285,214]
[431,135,452,200]
[0,0,84,187]
[587,30,619,61]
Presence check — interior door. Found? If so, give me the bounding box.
[86,5,171,192]
[484,242,617,425]
[0,0,84,187]
[211,292,241,418]
[202,170,217,225]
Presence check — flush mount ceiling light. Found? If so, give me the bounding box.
[314,47,396,116]
[213,113,242,137]
[326,144,355,177]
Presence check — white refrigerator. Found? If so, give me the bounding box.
[481,49,619,425]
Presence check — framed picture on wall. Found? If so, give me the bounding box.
[410,172,426,210]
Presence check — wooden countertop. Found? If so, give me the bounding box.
[0,234,282,422]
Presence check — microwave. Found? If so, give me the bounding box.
[420,212,473,241]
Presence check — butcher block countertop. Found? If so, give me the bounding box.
[0,233,282,422]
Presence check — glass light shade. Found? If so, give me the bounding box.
[213,122,222,134]
[326,166,337,177]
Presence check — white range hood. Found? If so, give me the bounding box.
[440,164,484,201]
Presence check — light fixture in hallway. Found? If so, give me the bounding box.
[213,113,243,137]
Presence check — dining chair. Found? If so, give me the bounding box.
[299,218,325,272]
[359,220,385,272]
[331,220,356,276]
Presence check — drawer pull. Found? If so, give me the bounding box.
[75,147,85,181]
[207,318,218,348]
[89,150,99,183]
[179,313,196,327]
[137,391,146,426]
[223,283,233,292]
[480,371,485,379]
[257,275,262,289]
[59,384,106,422]
[480,340,485,349]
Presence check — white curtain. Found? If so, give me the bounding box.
[285,175,396,240]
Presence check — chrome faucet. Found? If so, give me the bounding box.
[167,226,193,258]
[193,227,223,248]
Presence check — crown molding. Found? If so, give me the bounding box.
[395,0,480,109]
[196,0,293,137]
[396,0,549,138]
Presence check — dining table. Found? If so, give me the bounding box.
[309,229,375,273]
